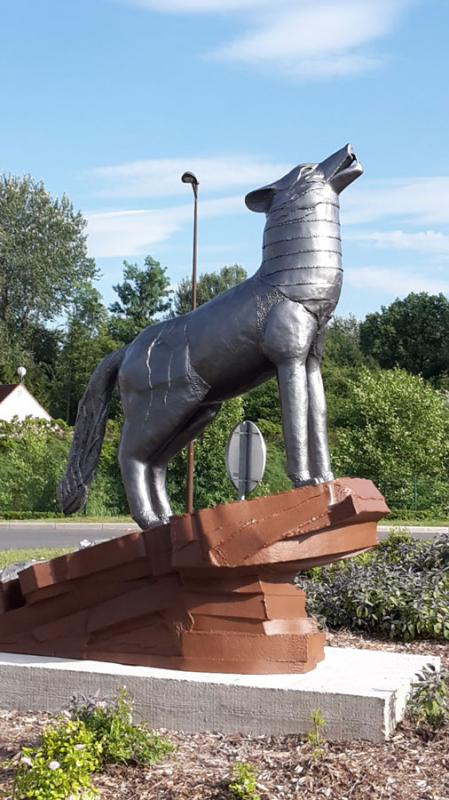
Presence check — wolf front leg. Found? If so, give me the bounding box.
[307,326,334,483]
[262,300,318,486]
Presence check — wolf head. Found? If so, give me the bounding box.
[245,144,363,214]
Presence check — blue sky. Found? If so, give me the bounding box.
[1,0,449,318]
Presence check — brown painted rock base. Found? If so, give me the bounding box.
[0,478,388,674]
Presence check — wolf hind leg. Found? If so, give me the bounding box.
[119,365,212,528]
[148,402,222,520]
[118,451,162,529]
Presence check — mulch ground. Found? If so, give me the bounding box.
[0,632,448,800]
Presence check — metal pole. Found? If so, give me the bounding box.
[181,171,199,515]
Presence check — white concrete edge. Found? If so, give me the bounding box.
[0,647,439,693]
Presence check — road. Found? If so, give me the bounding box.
[0,521,136,550]
[0,521,447,551]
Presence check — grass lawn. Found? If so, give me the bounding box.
[0,548,72,568]
[0,515,133,524]
[386,517,448,527]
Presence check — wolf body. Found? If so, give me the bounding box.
[59,144,363,529]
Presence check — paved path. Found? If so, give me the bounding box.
[0,521,447,551]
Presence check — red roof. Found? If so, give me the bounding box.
[0,385,17,403]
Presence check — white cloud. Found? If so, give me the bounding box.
[346,267,449,297]
[343,177,449,226]
[89,155,290,198]
[86,195,242,257]
[347,229,449,256]
[124,0,411,79]
[214,1,405,77]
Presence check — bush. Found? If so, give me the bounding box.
[13,718,101,800]
[69,688,173,767]
[297,533,449,641]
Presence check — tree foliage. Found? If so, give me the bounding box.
[0,174,96,334]
[53,283,115,423]
[109,256,172,344]
[173,264,247,315]
[323,314,366,368]
[360,292,449,384]
[0,173,98,409]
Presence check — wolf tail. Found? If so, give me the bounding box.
[57,347,127,515]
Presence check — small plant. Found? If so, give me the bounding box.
[13,718,101,800]
[306,708,326,758]
[228,761,261,800]
[407,663,449,730]
[69,687,173,766]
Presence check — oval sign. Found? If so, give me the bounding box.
[225,420,267,500]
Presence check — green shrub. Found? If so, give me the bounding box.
[297,533,449,641]
[228,762,261,800]
[407,663,449,729]
[13,718,101,800]
[69,688,173,766]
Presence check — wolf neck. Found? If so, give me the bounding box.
[256,195,343,307]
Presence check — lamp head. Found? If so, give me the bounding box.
[181,171,199,195]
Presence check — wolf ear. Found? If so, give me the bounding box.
[245,186,275,213]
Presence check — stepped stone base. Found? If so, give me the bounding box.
[0,478,388,674]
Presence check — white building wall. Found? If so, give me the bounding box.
[0,386,52,422]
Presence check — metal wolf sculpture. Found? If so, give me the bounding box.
[58,144,363,529]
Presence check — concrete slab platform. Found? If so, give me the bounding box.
[0,647,439,742]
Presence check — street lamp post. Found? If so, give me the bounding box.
[181,170,199,515]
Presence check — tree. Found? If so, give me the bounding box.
[323,315,366,368]
[332,368,449,510]
[52,284,115,423]
[108,256,172,345]
[359,293,449,383]
[173,264,247,315]
[0,174,96,337]
[0,174,97,409]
